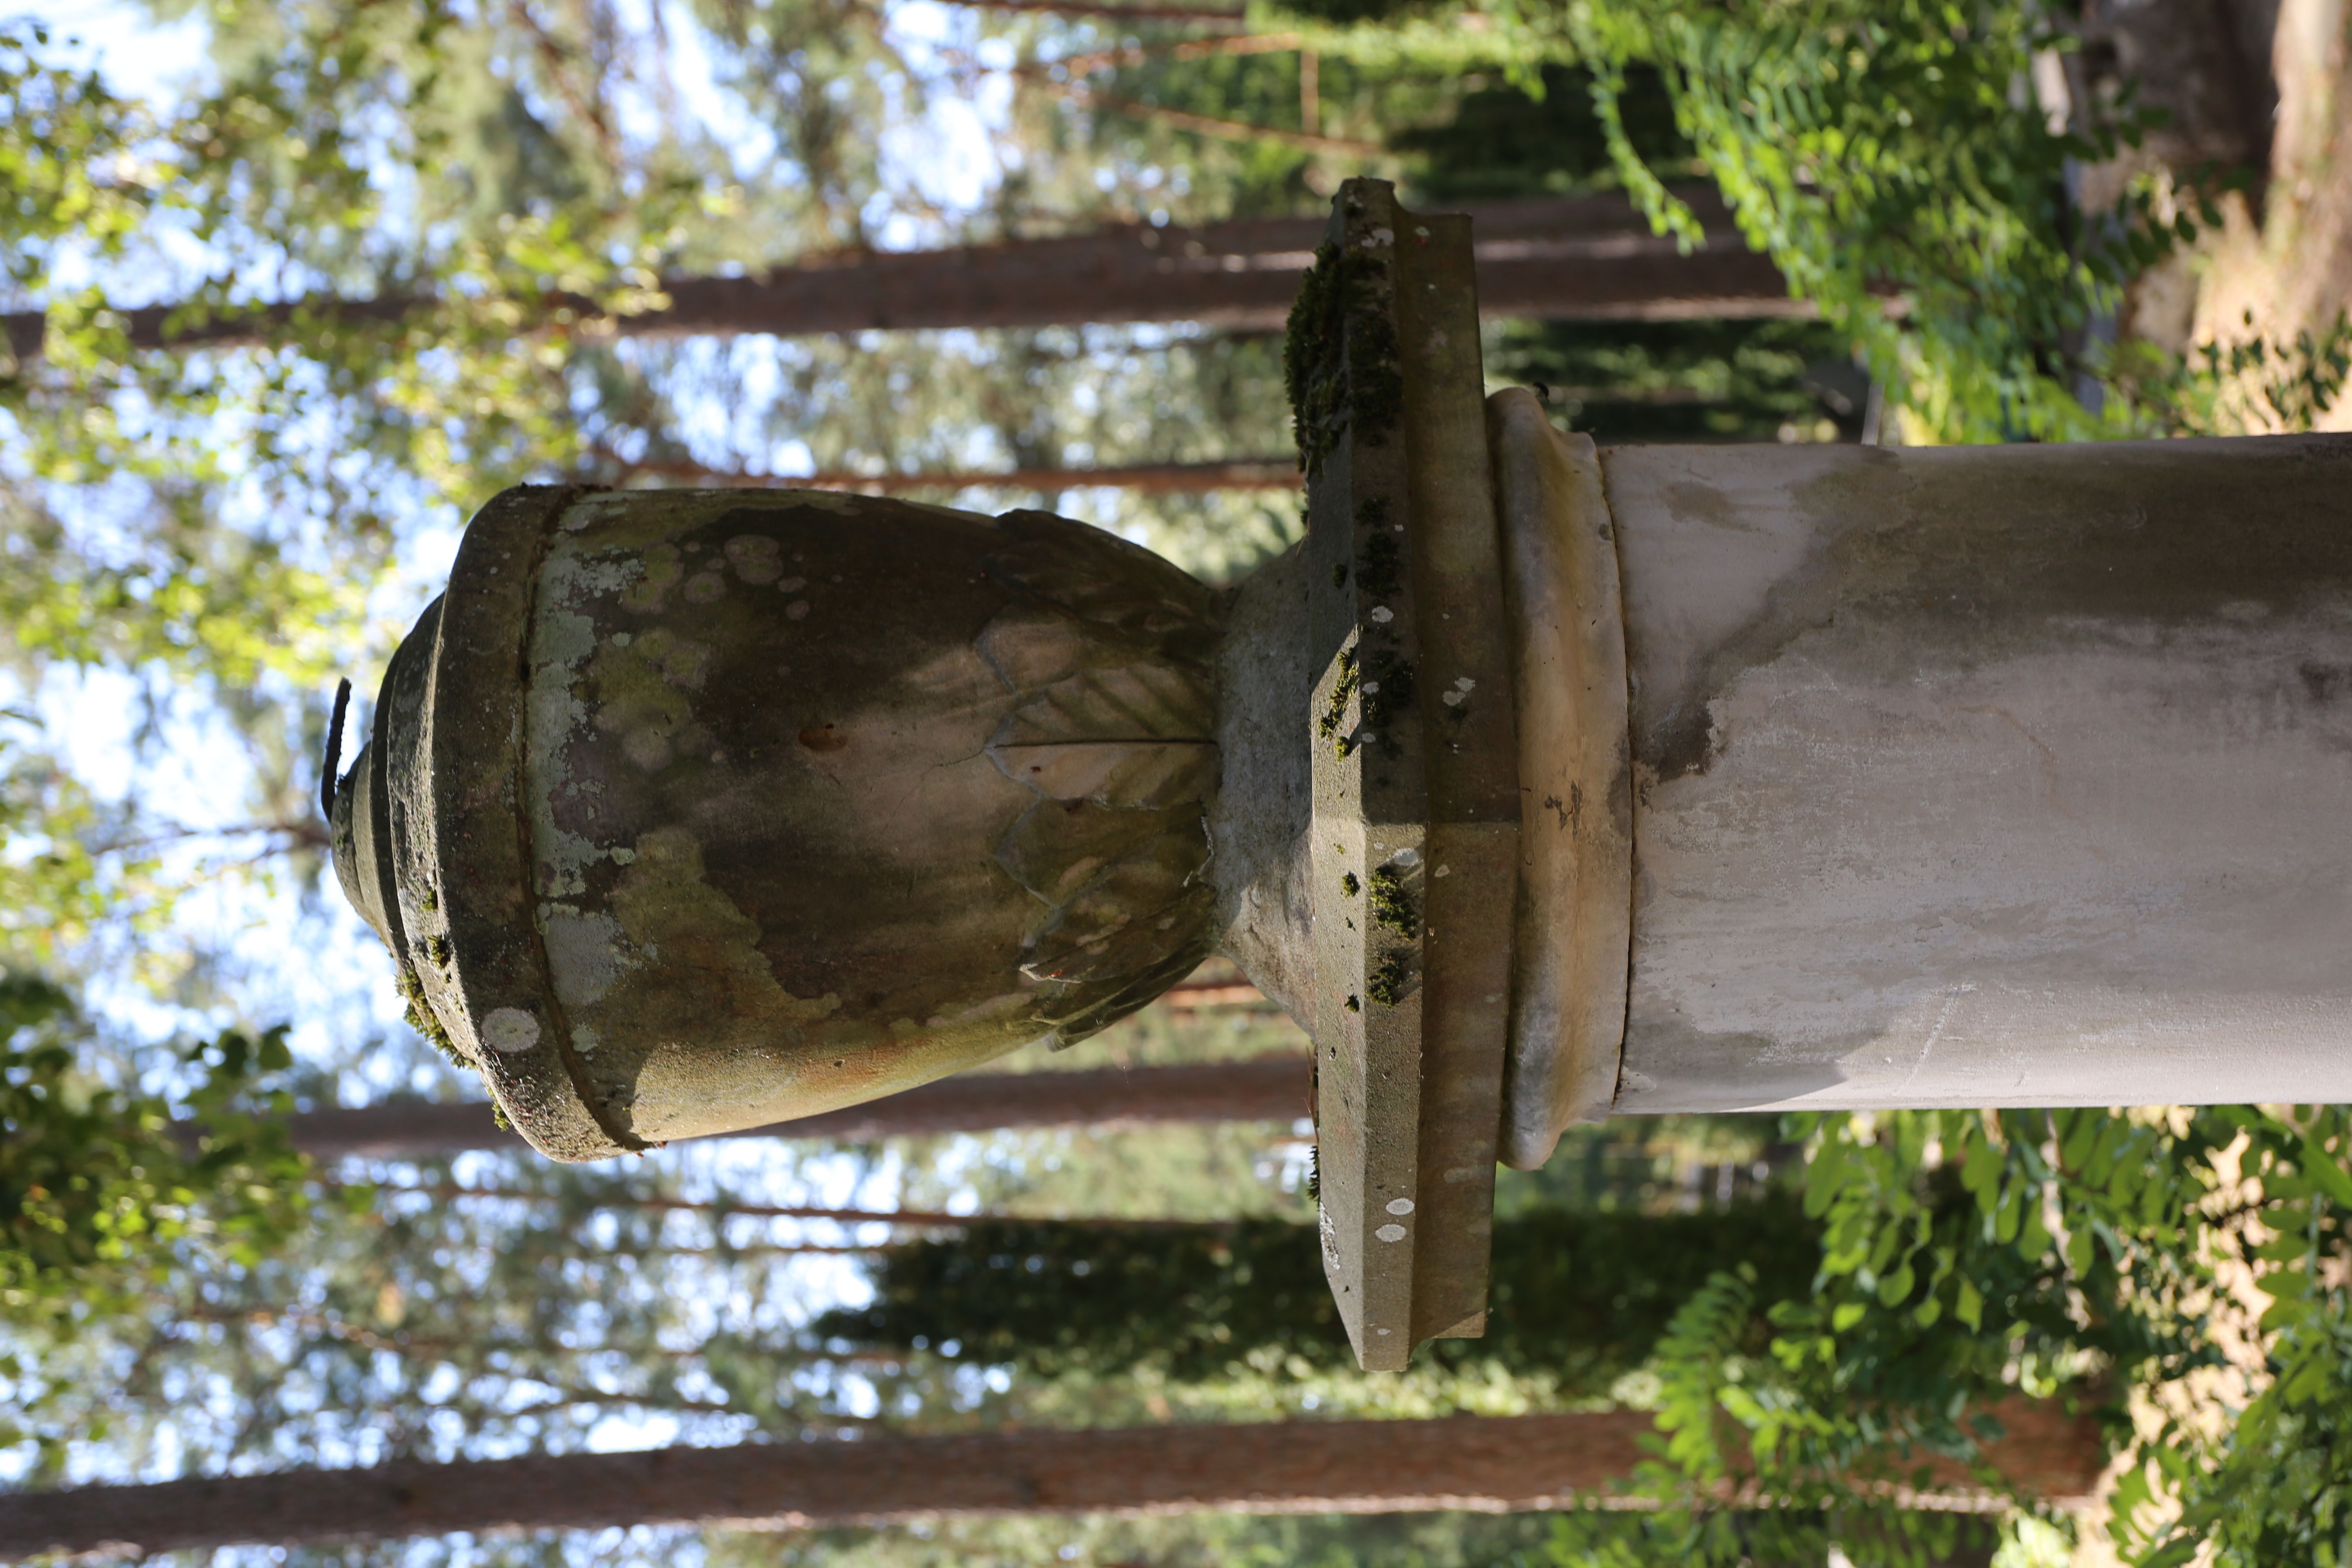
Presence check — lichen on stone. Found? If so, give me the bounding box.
[604,824,842,1036]
[1368,866,1415,935]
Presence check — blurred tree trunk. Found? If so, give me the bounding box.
[610,456,1302,491]
[246,1053,1310,1160]
[1,191,1794,361]
[0,1406,2103,1558]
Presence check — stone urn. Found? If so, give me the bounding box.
[332,488,1236,1161]
[336,179,2352,1369]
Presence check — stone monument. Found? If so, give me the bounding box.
[332,180,2352,1370]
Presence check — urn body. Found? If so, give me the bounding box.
[333,486,1225,1159]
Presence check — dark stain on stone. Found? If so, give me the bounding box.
[1631,439,2352,791]
[1363,653,1414,731]
[2301,662,2352,702]
[1661,479,1762,535]
[1356,529,1403,602]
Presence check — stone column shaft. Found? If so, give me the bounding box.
[1584,434,2352,1119]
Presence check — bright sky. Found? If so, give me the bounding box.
[7,0,210,100]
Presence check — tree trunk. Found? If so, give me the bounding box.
[0,1406,2104,1557]
[256,1053,1310,1160]
[1,192,1793,362]
[608,457,1302,492]
[937,0,1249,21]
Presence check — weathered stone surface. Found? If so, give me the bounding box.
[1603,435,2352,1113]
[1283,180,1520,1369]
[335,490,1225,1156]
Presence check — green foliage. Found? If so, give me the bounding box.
[1548,0,2187,443]
[0,969,310,1472]
[0,691,335,999]
[0,985,305,1304]
[1394,62,1689,202]
[1294,0,2300,444]
[2103,309,2352,436]
[1606,1105,2352,1566]
[3,4,697,514]
[1486,318,1865,443]
[0,483,362,694]
[0,23,161,295]
[2116,1107,2352,1567]
[1532,1504,2005,1568]
[0,713,150,965]
[813,1195,1818,1392]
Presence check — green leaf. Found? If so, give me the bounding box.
[1954,1278,1983,1330]
[1876,1263,1915,1306]
[2296,1136,2352,1208]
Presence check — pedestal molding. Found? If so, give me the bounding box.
[1487,392,1633,1168]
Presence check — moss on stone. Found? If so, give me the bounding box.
[392,960,476,1076]
[1316,646,1360,756]
[1343,280,1403,450]
[1368,952,1412,1007]
[1284,241,1345,476]
[1283,232,1404,477]
[1369,866,1415,935]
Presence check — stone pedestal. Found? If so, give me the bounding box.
[332,178,2352,1372]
